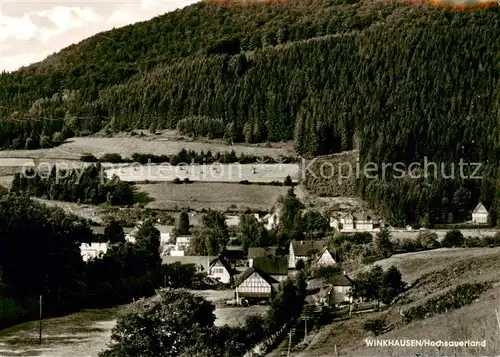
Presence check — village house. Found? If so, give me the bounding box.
[472,202,489,224]
[80,242,109,262]
[331,212,382,232]
[247,246,278,267]
[288,240,325,269]
[235,268,277,301]
[306,273,353,306]
[208,255,235,284]
[234,256,290,301]
[329,274,354,305]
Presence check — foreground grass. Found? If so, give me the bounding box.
[0,306,122,347]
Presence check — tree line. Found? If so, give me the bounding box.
[10,164,135,205]
[0,196,202,330]
[0,1,498,226]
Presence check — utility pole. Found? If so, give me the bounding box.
[287,329,292,357]
[304,316,307,341]
[39,295,43,345]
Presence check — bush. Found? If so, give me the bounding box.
[173,178,182,184]
[183,177,192,184]
[284,175,293,186]
[403,282,491,324]
[80,153,98,162]
[441,229,465,248]
[239,180,250,185]
[416,231,440,249]
[363,318,386,336]
[100,153,124,163]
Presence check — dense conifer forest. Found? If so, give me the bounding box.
[0,0,498,226]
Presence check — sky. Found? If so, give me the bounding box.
[0,0,199,72]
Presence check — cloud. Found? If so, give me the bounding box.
[0,0,199,72]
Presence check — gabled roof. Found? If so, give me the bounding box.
[473,202,488,214]
[209,255,235,275]
[329,274,353,286]
[291,240,326,257]
[248,246,278,259]
[162,255,216,271]
[314,246,336,264]
[252,256,288,276]
[235,267,278,287]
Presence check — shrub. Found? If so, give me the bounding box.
[295,259,305,270]
[239,180,250,185]
[284,175,293,186]
[441,229,465,248]
[100,153,123,163]
[363,318,386,336]
[80,153,98,162]
[403,282,491,324]
[183,178,191,184]
[173,178,182,184]
[416,231,440,249]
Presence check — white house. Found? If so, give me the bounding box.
[175,236,192,250]
[329,274,354,305]
[156,225,175,244]
[80,242,109,262]
[333,212,381,232]
[314,247,336,267]
[472,203,489,224]
[288,240,325,269]
[208,255,234,284]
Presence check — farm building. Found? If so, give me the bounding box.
[248,246,278,267]
[472,203,489,224]
[80,242,109,262]
[208,255,235,284]
[288,240,326,269]
[234,268,279,300]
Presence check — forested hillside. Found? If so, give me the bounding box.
[0,0,498,226]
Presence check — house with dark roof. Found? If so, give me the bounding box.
[208,255,235,284]
[222,246,247,267]
[247,246,278,267]
[306,274,354,306]
[234,256,290,300]
[288,240,326,269]
[234,267,279,300]
[252,256,289,282]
